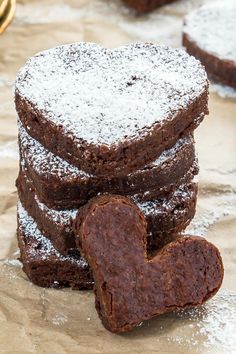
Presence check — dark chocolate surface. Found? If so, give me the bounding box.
[75,195,224,333]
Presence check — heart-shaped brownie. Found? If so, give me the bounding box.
[18,120,197,210]
[15,42,208,176]
[75,195,223,333]
[183,3,236,88]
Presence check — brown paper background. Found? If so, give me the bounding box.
[0,0,236,352]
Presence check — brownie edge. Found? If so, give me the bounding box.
[17,203,93,290]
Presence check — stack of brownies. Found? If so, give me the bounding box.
[15,42,208,290]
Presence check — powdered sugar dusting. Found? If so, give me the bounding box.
[183,3,236,63]
[138,183,196,215]
[18,120,89,180]
[35,195,77,225]
[168,289,236,352]
[16,42,207,145]
[149,135,193,167]
[51,313,68,326]
[19,120,193,180]
[32,182,196,234]
[17,202,88,268]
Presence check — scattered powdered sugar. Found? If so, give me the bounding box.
[187,210,222,236]
[0,76,14,87]
[183,2,236,62]
[17,202,88,268]
[187,193,236,236]
[19,120,193,180]
[51,313,68,326]
[2,258,22,268]
[0,140,19,159]
[210,82,236,99]
[168,289,236,352]
[15,42,207,145]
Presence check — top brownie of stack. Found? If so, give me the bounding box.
[15,43,208,177]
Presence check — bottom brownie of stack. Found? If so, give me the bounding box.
[16,125,199,289]
[17,203,93,289]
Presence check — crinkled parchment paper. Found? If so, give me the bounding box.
[0,0,236,353]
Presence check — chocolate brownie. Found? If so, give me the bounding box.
[17,169,197,255]
[17,202,93,290]
[75,195,224,333]
[122,0,177,13]
[18,121,198,209]
[15,42,208,176]
[183,4,236,89]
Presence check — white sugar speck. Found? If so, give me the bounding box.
[51,313,68,326]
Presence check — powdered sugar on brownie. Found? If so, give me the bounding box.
[17,202,87,267]
[183,3,236,63]
[15,42,207,145]
[18,120,90,180]
[31,182,196,230]
[19,120,193,180]
[137,183,196,215]
[35,195,77,225]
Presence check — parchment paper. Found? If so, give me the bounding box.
[0,1,236,353]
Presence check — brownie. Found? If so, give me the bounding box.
[122,0,177,13]
[75,195,224,333]
[183,4,236,89]
[17,169,197,255]
[17,202,93,290]
[15,43,208,176]
[18,121,198,209]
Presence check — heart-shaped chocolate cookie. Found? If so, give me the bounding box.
[75,195,223,333]
[183,3,236,89]
[16,42,208,176]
